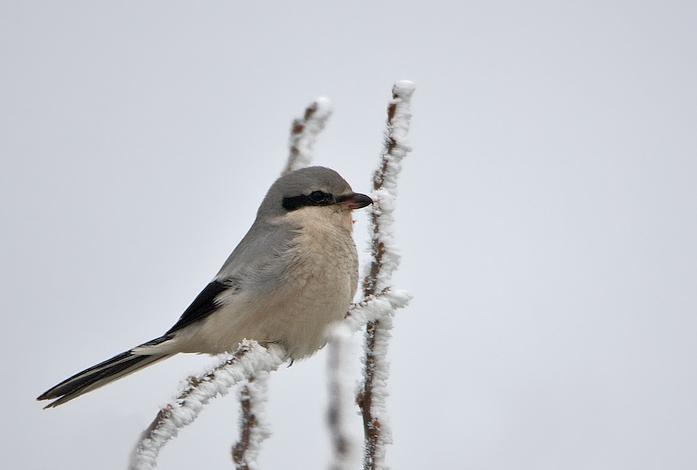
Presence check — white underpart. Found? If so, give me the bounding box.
[129,341,285,470]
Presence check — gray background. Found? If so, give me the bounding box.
[2,1,696,469]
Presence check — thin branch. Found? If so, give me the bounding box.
[231,96,333,469]
[356,80,415,470]
[283,97,333,175]
[129,341,286,470]
[328,288,412,470]
[344,289,411,331]
[326,323,359,470]
[232,375,271,470]
[233,384,257,470]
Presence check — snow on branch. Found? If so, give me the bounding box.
[326,323,359,470]
[327,288,412,470]
[282,97,333,175]
[231,375,272,470]
[344,289,411,332]
[356,80,415,470]
[129,341,286,470]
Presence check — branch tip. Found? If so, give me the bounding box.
[357,81,415,470]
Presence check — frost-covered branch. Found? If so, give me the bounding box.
[326,324,358,470]
[282,97,333,175]
[230,97,332,469]
[129,341,286,470]
[344,289,411,332]
[356,81,415,470]
[232,376,272,470]
[327,290,411,470]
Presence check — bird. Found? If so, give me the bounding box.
[37,166,373,408]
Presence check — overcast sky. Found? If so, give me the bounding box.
[2,1,697,469]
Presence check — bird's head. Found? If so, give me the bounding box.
[258,166,373,230]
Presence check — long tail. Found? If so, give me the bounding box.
[37,337,173,409]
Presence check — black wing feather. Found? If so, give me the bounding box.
[166,280,230,334]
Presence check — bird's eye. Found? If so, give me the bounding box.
[309,191,329,203]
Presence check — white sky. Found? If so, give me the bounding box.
[2,1,696,469]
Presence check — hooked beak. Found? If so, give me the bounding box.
[337,192,373,210]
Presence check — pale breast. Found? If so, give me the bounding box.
[174,208,359,358]
[272,216,358,357]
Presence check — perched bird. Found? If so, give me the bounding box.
[37,166,372,408]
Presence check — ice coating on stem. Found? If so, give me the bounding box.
[326,323,360,470]
[358,80,415,470]
[283,96,333,175]
[129,341,285,470]
[232,374,272,470]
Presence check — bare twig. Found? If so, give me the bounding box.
[283,97,333,175]
[129,341,286,470]
[356,81,415,470]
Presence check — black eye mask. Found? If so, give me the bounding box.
[282,191,335,211]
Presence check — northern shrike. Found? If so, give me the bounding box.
[38,166,372,408]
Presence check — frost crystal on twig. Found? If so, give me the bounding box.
[328,289,411,470]
[283,97,333,175]
[356,80,415,470]
[232,375,271,470]
[344,289,411,332]
[326,323,359,470]
[129,341,285,470]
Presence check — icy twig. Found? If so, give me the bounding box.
[229,96,332,468]
[326,289,411,469]
[231,375,272,470]
[129,341,286,470]
[326,324,359,470]
[356,81,415,470]
[229,97,333,468]
[282,97,333,175]
[344,289,412,332]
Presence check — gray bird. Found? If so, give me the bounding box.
[37,166,372,408]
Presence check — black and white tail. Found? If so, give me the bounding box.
[37,337,173,409]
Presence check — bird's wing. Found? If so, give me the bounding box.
[165,279,235,334]
[166,220,299,335]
